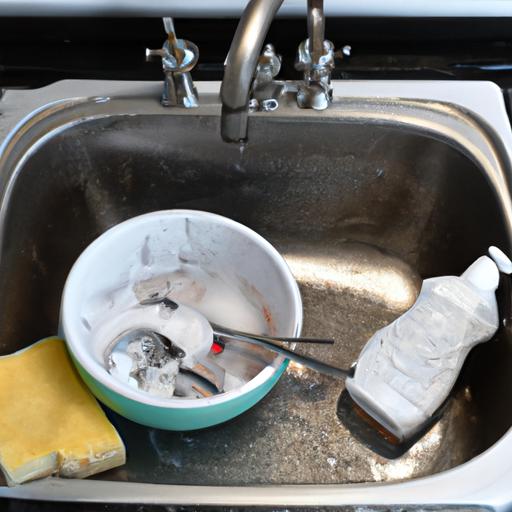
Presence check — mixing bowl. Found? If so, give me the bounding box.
[60,210,302,430]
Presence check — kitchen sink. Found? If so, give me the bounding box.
[0,79,512,510]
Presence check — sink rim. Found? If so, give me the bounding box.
[0,79,511,510]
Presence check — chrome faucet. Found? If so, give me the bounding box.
[220,0,284,142]
[146,18,199,108]
[220,0,334,142]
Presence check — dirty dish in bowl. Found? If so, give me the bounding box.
[61,210,302,430]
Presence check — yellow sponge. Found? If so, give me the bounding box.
[0,337,125,486]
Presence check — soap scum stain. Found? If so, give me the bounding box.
[326,456,337,468]
[31,244,48,277]
[149,430,183,469]
[287,360,308,378]
[369,424,442,481]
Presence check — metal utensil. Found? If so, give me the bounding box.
[211,323,351,379]
[140,296,351,380]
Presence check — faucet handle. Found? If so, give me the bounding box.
[146,17,199,108]
[145,48,166,61]
[252,44,281,92]
[257,44,281,80]
[295,38,335,79]
[145,41,199,74]
[295,38,335,110]
[146,15,199,74]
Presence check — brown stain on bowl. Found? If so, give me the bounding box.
[262,305,276,336]
[236,275,278,336]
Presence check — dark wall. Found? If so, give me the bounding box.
[2,17,512,88]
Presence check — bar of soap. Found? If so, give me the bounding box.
[0,337,125,486]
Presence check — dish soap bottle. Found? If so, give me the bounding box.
[346,246,512,442]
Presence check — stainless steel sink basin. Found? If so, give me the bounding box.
[1,80,512,510]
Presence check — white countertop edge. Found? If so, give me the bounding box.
[1,0,512,17]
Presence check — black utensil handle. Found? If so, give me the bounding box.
[255,336,335,344]
[213,331,351,380]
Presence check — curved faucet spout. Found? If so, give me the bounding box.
[220,0,284,143]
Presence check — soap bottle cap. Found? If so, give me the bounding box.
[461,255,499,292]
[488,246,512,275]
